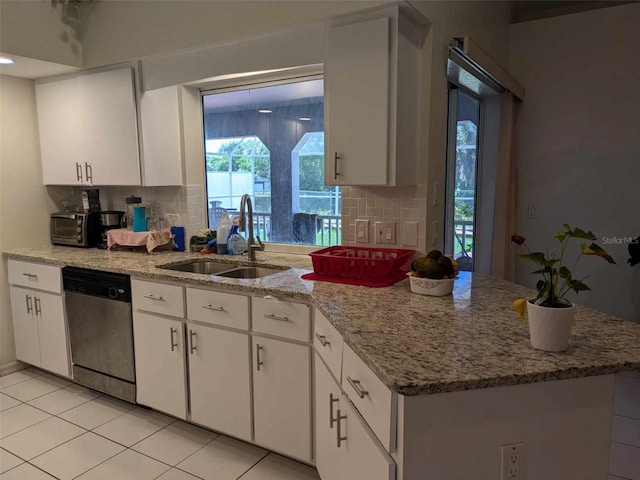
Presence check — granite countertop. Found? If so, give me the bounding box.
[4,246,640,396]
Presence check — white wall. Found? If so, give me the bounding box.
[79,0,385,68]
[0,75,59,372]
[509,3,640,323]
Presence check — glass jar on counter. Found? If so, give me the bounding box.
[121,195,142,230]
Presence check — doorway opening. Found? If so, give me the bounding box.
[445,86,482,271]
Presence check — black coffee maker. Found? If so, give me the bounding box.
[97,211,124,249]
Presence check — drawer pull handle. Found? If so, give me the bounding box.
[346,376,369,399]
[329,393,339,428]
[315,333,330,347]
[264,314,289,322]
[256,343,264,371]
[34,297,42,316]
[203,304,225,312]
[189,330,197,354]
[25,294,33,314]
[334,152,341,180]
[170,327,178,351]
[336,409,347,447]
[144,294,164,301]
[22,273,38,278]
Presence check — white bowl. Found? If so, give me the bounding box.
[407,273,454,296]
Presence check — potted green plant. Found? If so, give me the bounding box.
[511,224,615,351]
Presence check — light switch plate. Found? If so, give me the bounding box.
[375,222,384,244]
[355,219,370,243]
[382,222,396,244]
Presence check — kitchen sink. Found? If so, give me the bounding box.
[158,261,288,278]
[158,260,237,275]
[216,266,287,279]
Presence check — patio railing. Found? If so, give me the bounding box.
[251,212,341,246]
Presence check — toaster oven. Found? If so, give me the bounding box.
[50,212,101,247]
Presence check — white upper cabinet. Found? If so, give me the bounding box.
[324,7,423,186]
[37,67,141,186]
[139,86,186,186]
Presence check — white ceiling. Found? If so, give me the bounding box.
[202,79,324,114]
[0,53,80,79]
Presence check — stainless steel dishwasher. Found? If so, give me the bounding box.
[62,267,136,403]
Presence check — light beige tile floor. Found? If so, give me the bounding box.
[0,368,320,480]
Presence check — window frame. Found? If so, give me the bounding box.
[199,67,333,254]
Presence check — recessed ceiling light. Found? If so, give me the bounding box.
[298,117,311,121]
[258,109,272,114]
[0,57,15,65]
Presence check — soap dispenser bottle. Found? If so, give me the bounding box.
[216,212,231,254]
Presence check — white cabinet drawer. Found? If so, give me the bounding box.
[314,308,343,381]
[252,297,310,342]
[8,260,61,293]
[132,279,184,318]
[342,343,396,452]
[186,288,249,330]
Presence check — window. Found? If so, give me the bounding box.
[202,77,341,246]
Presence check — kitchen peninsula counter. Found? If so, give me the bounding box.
[5,246,640,396]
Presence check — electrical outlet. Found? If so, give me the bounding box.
[355,219,370,243]
[432,221,439,245]
[375,222,384,244]
[500,443,525,480]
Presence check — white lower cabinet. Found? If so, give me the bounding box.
[133,280,312,463]
[253,336,311,462]
[9,285,69,378]
[315,352,395,480]
[133,311,187,418]
[188,324,251,441]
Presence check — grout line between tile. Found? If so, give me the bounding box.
[235,451,270,479]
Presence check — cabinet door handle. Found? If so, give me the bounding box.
[334,152,341,180]
[315,333,330,347]
[170,327,178,351]
[144,294,164,301]
[346,376,369,399]
[22,273,38,279]
[202,304,224,312]
[329,393,339,429]
[85,162,93,184]
[189,330,197,355]
[256,343,264,371]
[336,409,347,447]
[75,162,83,182]
[264,314,289,322]
[25,294,33,314]
[34,297,42,316]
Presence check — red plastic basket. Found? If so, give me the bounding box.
[309,246,414,283]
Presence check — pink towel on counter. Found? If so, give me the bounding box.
[107,229,173,253]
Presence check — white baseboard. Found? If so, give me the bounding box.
[0,361,28,376]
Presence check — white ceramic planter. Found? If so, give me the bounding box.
[526,301,576,352]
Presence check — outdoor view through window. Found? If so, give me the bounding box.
[202,78,341,247]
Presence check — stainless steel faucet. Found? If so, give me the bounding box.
[239,194,265,261]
